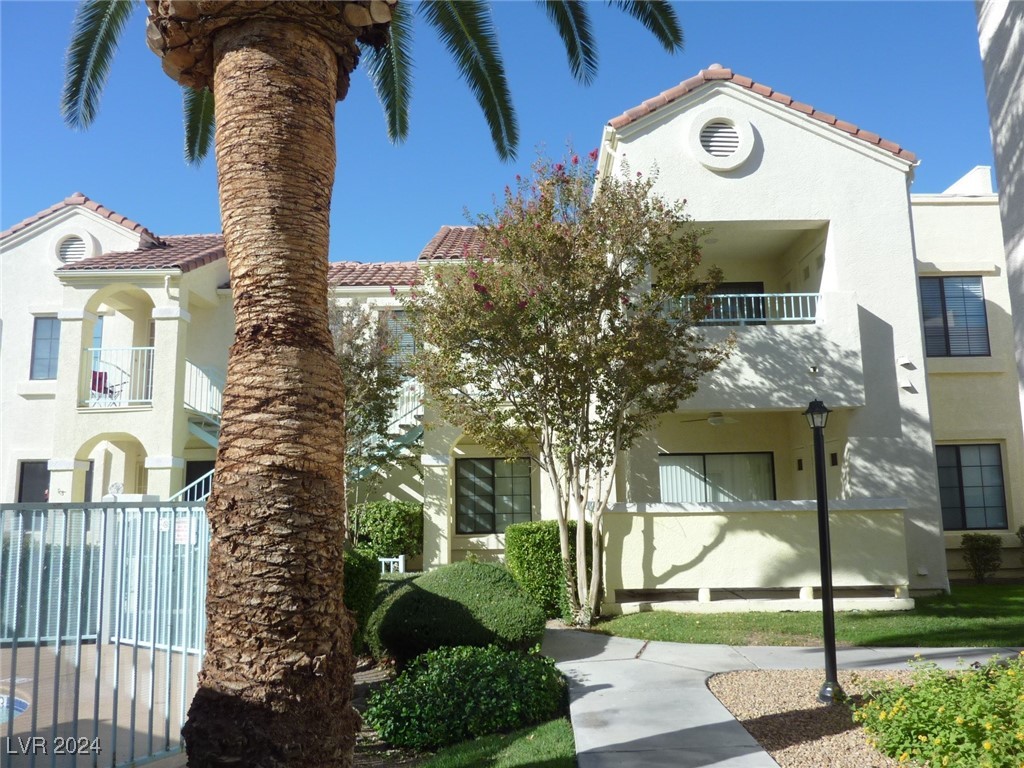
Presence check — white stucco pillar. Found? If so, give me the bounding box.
[150,305,192,486]
[53,309,99,415]
[144,455,186,499]
[47,458,90,502]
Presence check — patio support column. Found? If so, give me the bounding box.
[144,456,187,499]
[47,458,90,502]
[54,309,99,412]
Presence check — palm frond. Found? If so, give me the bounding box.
[541,1,598,85]
[421,0,518,161]
[184,87,215,165]
[364,0,414,143]
[62,0,136,129]
[609,0,684,52]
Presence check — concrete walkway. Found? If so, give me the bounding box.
[541,627,1021,768]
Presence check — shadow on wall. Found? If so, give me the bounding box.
[604,504,911,594]
[979,0,1024,248]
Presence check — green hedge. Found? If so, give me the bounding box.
[365,645,566,749]
[366,561,546,667]
[504,520,592,620]
[351,500,424,558]
[342,547,380,652]
[961,533,1002,583]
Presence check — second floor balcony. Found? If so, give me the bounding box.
[81,346,154,407]
[697,292,819,326]
[80,347,224,417]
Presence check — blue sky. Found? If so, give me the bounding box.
[1,1,994,264]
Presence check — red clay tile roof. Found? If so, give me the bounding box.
[417,225,486,261]
[0,192,163,244]
[328,260,423,287]
[59,234,224,273]
[608,64,917,163]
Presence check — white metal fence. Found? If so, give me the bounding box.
[1,503,208,768]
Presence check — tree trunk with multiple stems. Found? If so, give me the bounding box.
[177,18,357,768]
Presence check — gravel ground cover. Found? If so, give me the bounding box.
[708,668,917,768]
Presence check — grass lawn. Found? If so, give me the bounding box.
[593,585,1024,647]
[419,718,576,768]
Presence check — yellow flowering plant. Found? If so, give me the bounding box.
[850,654,1024,767]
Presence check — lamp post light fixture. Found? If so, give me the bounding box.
[803,398,844,704]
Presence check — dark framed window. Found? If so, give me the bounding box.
[30,316,61,379]
[455,458,532,534]
[919,276,990,356]
[937,444,1006,530]
[659,452,776,503]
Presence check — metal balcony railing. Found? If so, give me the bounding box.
[82,347,155,407]
[183,361,224,418]
[680,293,820,326]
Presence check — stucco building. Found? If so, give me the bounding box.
[3,66,1021,607]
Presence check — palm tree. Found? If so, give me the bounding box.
[62,2,683,766]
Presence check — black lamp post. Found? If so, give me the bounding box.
[803,398,844,704]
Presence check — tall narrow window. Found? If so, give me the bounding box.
[455,458,532,534]
[30,316,60,379]
[937,444,1006,530]
[920,276,990,356]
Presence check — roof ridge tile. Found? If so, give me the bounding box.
[1,192,164,244]
[606,66,917,163]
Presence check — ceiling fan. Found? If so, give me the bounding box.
[680,411,738,426]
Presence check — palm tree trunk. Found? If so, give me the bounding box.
[181,18,356,768]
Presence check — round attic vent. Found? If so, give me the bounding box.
[700,121,741,157]
[689,110,755,172]
[58,235,87,263]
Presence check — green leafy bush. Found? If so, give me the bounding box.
[505,520,592,620]
[350,500,423,558]
[365,561,546,666]
[961,534,1003,583]
[365,645,566,749]
[851,653,1024,767]
[342,547,380,652]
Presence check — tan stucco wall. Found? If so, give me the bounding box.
[603,81,947,590]
[603,501,909,596]
[913,193,1024,575]
[1,209,144,502]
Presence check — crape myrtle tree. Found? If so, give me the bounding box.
[62,0,685,764]
[329,303,417,505]
[407,153,729,626]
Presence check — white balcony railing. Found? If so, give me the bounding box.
[389,379,424,432]
[82,346,154,407]
[681,293,820,326]
[184,361,225,418]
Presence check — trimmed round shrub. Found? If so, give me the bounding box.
[365,645,566,749]
[351,500,423,558]
[342,547,380,653]
[505,519,592,620]
[365,561,546,667]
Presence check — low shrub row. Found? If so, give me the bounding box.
[504,519,591,620]
[342,547,380,652]
[366,560,546,667]
[350,500,423,559]
[365,645,566,749]
[852,653,1024,767]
